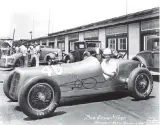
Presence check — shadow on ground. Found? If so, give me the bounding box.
[153,75,159,82]
[131,96,156,101]
[59,92,129,107]
[24,111,66,121]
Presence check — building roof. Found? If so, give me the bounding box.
[48,7,159,37]
[29,7,159,41]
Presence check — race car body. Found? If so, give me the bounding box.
[0,53,23,69]
[3,57,153,119]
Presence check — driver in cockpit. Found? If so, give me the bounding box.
[101,48,118,80]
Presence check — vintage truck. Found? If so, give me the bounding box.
[64,40,102,63]
[132,36,159,75]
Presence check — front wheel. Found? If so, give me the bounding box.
[128,67,153,100]
[18,76,61,119]
[65,54,74,63]
[47,57,52,65]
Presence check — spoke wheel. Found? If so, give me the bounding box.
[128,67,153,100]
[18,77,61,119]
[47,58,52,65]
[135,73,149,94]
[28,83,54,111]
[66,58,71,63]
[15,59,21,67]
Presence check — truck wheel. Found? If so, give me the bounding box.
[83,51,91,59]
[65,54,74,63]
[3,71,17,102]
[47,57,52,65]
[128,67,153,100]
[18,76,61,119]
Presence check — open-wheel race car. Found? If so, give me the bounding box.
[0,45,64,69]
[3,56,153,119]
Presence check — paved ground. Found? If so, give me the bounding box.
[0,70,159,125]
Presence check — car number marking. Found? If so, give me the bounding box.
[41,65,63,76]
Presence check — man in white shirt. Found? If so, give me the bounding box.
[33,43,40,67]
[19,44,28,67]
[101,48,118,80]
[15,46,19,53]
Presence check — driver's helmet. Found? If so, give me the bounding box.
[103,48,112,57]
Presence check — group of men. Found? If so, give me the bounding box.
[15,43,40,67]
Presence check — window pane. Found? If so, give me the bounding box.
[118,38,127,50]
[70,42,74,50]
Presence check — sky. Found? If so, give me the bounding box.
[0,0,159,40]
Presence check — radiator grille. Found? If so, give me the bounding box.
[9,72,20,99]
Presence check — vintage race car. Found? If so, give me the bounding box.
[0,53,23,69]
[0,45,64,69]
[3,57,153,119]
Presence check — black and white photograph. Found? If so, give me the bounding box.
[0,0,159,125]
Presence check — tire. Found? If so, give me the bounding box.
[3,71,17,102]
[128,67,153,100]
[31,58,36,67]
[47,57,52,65]
[65,53,74,63]
[18,76,61,119]
[83,51,91,59]
[14,59,22,67]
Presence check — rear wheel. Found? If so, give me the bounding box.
[18,77,61,119]
[65,54,74,63]
[128,68,153,100]
[15,59,22,67]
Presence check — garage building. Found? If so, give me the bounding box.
[27,7,159,59]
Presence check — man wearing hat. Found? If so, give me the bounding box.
[19,44,28,67]
[33,42,40,67]
[101,48,118,80]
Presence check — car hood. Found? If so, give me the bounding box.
[1,53,22,59]
[15,66,47,77]
[14,57,104,85]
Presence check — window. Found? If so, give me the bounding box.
[141,19,159,31]
[79,44,85,49]
[108,38,116,50]
[58,42,65,50]
[74,42,86,49]
[49,42,54,48]
[153,41,159,50]
[118,38,127,50]
[86,42,101,48]
[106,25,127,35]
[70,42,74,51]
[42,42,46,46]
[144,35,159,50]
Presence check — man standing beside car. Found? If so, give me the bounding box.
[19,44,28,67]
[33,42,40,67]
